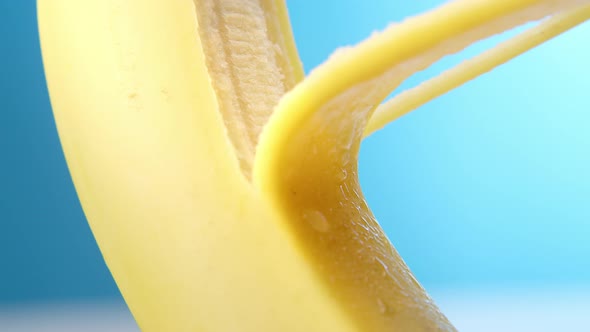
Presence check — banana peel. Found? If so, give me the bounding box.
[37,0,590,331]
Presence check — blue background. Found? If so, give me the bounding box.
[1,1,589,305]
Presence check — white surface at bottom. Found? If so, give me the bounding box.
[1,289,589,331]
[0,301,138,332]
[432,288,590,331]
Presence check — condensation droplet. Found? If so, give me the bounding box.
[377,298,387,314]
[311,144,319,156]
[339,150,351,169]
[336,168,348,182]
[303,209,329,232]
[362,273,370,283]
[374,256,394,280]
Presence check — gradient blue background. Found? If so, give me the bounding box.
[1,0,589,307]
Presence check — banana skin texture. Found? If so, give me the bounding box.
[37,0,589,331]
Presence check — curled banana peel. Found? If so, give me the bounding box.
[38,0,590,331]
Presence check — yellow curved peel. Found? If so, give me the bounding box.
[365,4,590,136]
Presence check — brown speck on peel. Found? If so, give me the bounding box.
[160,88,170,101]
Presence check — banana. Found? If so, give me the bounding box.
[37,0,590,331]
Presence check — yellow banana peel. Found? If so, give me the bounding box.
[37,0,590,331]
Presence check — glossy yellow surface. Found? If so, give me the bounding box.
[38,0,589,330]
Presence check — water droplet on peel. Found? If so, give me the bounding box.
[336,168,348,182]
[362,274,370,283]
[374,256,394,280]
[311,144,319,156]
[339,150,351,166]
[377,298,387,314]
[303,209,329,232]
